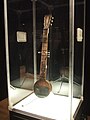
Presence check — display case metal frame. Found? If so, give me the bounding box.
[4,0,86,119]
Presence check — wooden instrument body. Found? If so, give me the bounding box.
[34,80,52,98]
[34,15,53,98]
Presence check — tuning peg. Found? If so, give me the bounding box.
[38,51,41,54]
[50,19,54,26]
[51,17,54,23]
[51,20,53,23]
[52,17,54,20]
[50,23,53,26]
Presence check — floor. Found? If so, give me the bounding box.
[88,117,90,120]
[0,98,9,120]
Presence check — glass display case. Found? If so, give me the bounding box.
[4,0,86,119]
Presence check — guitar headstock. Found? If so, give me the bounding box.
[44,15,54,29]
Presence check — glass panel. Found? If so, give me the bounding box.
[35,0,69,97]
[7,0,34,104]
[74,0,85,98]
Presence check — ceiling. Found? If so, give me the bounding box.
[7,0,85,32]
[8,0,84,12]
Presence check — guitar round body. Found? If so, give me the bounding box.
[34,80,52,98]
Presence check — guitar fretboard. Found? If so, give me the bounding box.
[40,28,49,80]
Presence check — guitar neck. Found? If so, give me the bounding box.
[40,28,49,80]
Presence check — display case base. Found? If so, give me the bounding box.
[10,111,39,120]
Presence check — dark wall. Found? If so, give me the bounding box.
[82,0,90,116]
[0,0,8,101]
